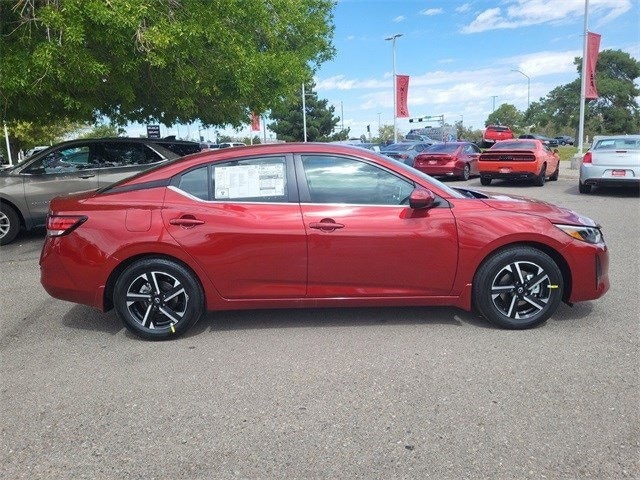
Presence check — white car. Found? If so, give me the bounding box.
[579,134,640,193]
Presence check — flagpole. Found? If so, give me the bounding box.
[577,0,589,155]
[385,34,402,143]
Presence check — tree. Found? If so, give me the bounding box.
[268,83,347,142]
[524,49,640,137]
[0,0,335,129]
[455,121,483,143]
[485,104,524,131]
[375,124,397,144]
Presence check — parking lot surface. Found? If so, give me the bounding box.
[1,169,638,479]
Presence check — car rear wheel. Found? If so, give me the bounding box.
[473,246,563,329]
[480,176,492,186]
[578,181,592,194]
[113,258,205,340]
[549,162,559,181]
[533,166,546,186]
[461,164,471,181]
[0,204,21,246]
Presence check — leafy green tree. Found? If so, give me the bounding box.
[77,123,126,139]
[375,124,396,144]
[268,83,347,142]
[455,121,483,143]
[524,49,640,137]
[485,104,524,131]
[0,0,335,129]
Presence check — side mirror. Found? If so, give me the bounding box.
[409,187,436,209]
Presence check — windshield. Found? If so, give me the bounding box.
[425,143,460,153]
[593,138,640,150]
[383,144,412,152]
[490,141,537,150]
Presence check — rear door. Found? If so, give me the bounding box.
[296,153,458,297]
[163,154,308,299]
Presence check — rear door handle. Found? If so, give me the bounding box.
[170,217,205,227]
[77,174,96,179]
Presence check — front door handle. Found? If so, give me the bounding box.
[77,174,96,179]
[309,219,345,232]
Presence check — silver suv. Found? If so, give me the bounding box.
[0,137,195,245]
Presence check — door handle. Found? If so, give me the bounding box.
[170,217,205,227]
[77,174,96,179]
[309,220,345,232]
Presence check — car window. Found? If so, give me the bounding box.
[23,145,91,174]
[300,155,414,205]
[96,143,163,167]
[212,156,288,202]
[177,166,210,200]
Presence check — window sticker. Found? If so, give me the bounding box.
[215,163,285,199]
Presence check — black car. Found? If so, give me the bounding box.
[519,134,559,148]
[555,135,575,146]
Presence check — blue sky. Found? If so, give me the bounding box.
[133,0,640,141]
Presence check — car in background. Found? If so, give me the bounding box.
[478,139,560,186]
[0,137,182,245]
[40,142,609,340]
[413,142,481,180]
[482,125,514,148]
[152,137,202,156]
[381,142,433,165]
[25,146,49,158]
[219,142,246,148]
[405,133,439,143]
[519,134,559,148]
[579,134,640,193]
[200,142,221,150]
[555,135,575,146]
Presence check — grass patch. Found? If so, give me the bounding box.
[557,145,578,161]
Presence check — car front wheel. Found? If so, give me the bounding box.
[472,246,563,329]
[113,258,205,340]
[0,204,21,245]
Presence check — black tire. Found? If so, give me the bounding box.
[578,181,591,194]
[480,176,492,186]
[473,246,563,329]
[461,164,471,181]
[533,165,546,186]
[549,162,559,181]
[113,258,205,340]
[0,203,21,246]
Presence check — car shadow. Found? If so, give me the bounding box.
[564,184,640,197]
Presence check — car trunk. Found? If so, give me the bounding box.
[592,149,640,167]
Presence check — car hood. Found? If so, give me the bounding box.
[482,192,597,226]
[453,187,597,227]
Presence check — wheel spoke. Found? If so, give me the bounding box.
[527,272,549,290]
[505,294,519,318]
[164,284,186,302]
[159,305,183,324]
[140,304,153,327]
[509,262,525,283]
[522,294,547,311]
[491,285,515,295]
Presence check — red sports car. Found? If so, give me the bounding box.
[478,139,560,186]
[40,143,609,340]
[413,142,481,180]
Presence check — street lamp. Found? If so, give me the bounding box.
[385,33,403,143]
[511,69,530,110]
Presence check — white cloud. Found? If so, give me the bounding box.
[461,0,632,34]
[393,15,405,23]
[456,3,471,14]
[420,8,444,16]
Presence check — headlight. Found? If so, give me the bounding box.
[555,224,604,244]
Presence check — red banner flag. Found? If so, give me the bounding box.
[396,75,410,118]
[251,112,261,131]
[585,32,601,100]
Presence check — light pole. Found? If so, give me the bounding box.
[302,83,307,142]
[385,33,402,143]
[512,69,530,110]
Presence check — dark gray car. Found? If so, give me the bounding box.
[0,137,192,245]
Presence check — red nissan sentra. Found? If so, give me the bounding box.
[40,143,609,340]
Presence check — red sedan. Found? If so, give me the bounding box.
[40,143,609,340]
[413,142,481,180]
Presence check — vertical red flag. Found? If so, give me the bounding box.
[251,112,261,131]
[396,75,410,118]
[585,32,601,100]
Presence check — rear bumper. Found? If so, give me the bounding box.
[580,164,640,187]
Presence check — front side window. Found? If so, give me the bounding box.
[24,145,91,174]
[301,155,414,205]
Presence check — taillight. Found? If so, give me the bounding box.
[46,215,87,237]
[583,152,592,164]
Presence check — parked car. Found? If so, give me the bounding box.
[153,137,202,156]
[405,133,438,143]
[0,137,183,245]
[381,142,433,165]
[200,142,220,150]
[413,142,481,180]
[219,142,246,148]
[482,125,514,148]
[25,146,49,158]
[579,134,640,193]
[40,143,609,340]
[519,134,559,148]
[555,135,575,146]
[478,139,560,186]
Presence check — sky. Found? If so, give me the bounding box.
[131,0,640,142]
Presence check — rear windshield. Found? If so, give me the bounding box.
[593,138,640,150]
[383,144,412,152]
[487,126,510,132]
[490,141,537,150]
